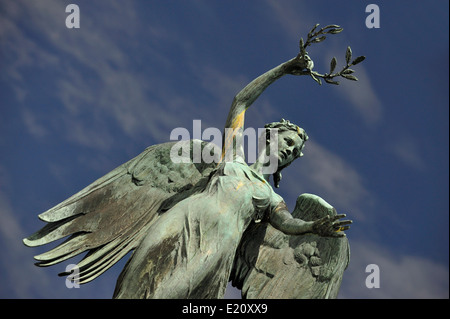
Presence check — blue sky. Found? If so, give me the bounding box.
[0,0,448,298]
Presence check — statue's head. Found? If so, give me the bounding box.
[263,119,308,188]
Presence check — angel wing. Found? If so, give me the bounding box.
[23,139,217,284]
[230,193,350,299]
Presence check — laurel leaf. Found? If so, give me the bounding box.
[325,78,340,85]
[329,28,343,34]
[324,24,340,30]
[342,74,358,81]
[330,57,337,74]
[308,23,320,37]
[342,69,355,74]
[345,46,352,65]
[312,36,326,43]
[351,56,366,65]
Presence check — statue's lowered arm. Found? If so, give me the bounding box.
[268,201,352,237]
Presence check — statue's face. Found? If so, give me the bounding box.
[276,129,306,169]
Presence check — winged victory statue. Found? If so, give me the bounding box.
[24,24,364,299]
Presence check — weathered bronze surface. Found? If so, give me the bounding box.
[24,24,363,299]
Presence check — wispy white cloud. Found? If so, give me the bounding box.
[264,0,314,41]
[2,1,178,149]
[0,4,59,83]
[0,191,50,298]
[340,241,449,298]
[331,64,383,125]
[265,0,383,125]
[0,167,125,298]
[281,140,371,220]
[21,108,48,139]
[388,136,426,171]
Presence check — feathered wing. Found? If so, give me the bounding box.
[23,140,217,284]
[231,193,350,299]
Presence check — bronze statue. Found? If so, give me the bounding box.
[24,24,363,298]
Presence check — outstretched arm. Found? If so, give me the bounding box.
[269,201,352,237]
[221,55,313,160]
[223,56,312,131]
[220,24,365,160]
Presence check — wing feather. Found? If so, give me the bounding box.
[24,140,217,284]
[231,193,350,299]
